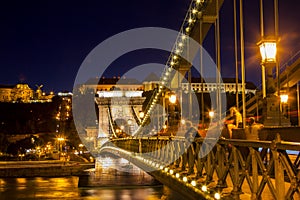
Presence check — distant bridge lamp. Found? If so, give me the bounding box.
[280,94,289,117]
[169,93,177,104]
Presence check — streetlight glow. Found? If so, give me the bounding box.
[258,40,277,64]
[169,94,177,104]
[209,111,215,118]
[280,94,288,103]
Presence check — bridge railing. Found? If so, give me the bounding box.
[104,135,300,199]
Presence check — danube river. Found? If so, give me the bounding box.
[0,176,185,200]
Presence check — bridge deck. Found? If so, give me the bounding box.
[100,134,300,200]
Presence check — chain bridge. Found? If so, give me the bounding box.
[95,135,300,199]
[75,0,300,199]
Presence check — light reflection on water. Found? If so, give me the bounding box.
[0,177,184,200]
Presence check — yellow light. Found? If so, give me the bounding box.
[259,40,277,63]
[164,167,168,172]
[214,192,221,199]
[169,169,174,175]
[209,111,215,118]
[170,61,175,66]
[183,176,188,182]
[191,180,196,187]
[181,119,186,125]
[173,55,178,60]
[169,94,177,104]
[280,94,288,103]
[192,9,197,14]
[139,111,144,119]
[201,185,207,192]
[188,18,193,24]
[57,137,65,141]
[160,166,164,170]
[163,125,167,129]
[178,42,183,47]
[175,173,180,178]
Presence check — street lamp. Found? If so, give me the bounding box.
[168,93,177,127]
[258,40,277,64]
[280,94,288,104]
[258,39,277,97]
[280,94,288,117]
[208,111,215,118]
[169,94,177,104]
[208,111,214,124]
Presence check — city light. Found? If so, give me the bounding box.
[280,94,288,103]
[191,180,196,187]
[201,185,207,192]
[57,137,65,142]
[169,94,177,104]
[214,192,221,200]
[258,40,277,64]
[209,111,215,118]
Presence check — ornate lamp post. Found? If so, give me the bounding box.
[258,0,290,127]
[258,39,277,97]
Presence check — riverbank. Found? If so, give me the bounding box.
[0,161,94,178]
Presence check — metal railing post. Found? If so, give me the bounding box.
[251,148,258,200]
[273,134,285,200]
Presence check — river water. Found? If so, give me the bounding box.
[0,177,185,200]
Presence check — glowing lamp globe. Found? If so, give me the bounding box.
[169,94,177,104]
[280,94,288,104]
[258,40,277,64]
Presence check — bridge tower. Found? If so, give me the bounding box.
[95,91,145,146]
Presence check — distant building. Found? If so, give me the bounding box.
[0,84,14,102]
[78,77,144,94]
[142,72,160,92]
[0,83,54,103]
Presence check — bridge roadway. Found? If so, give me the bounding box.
[0,161,94,178]
[97,132,300,200]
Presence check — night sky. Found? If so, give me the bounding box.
[0,0,299,92]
